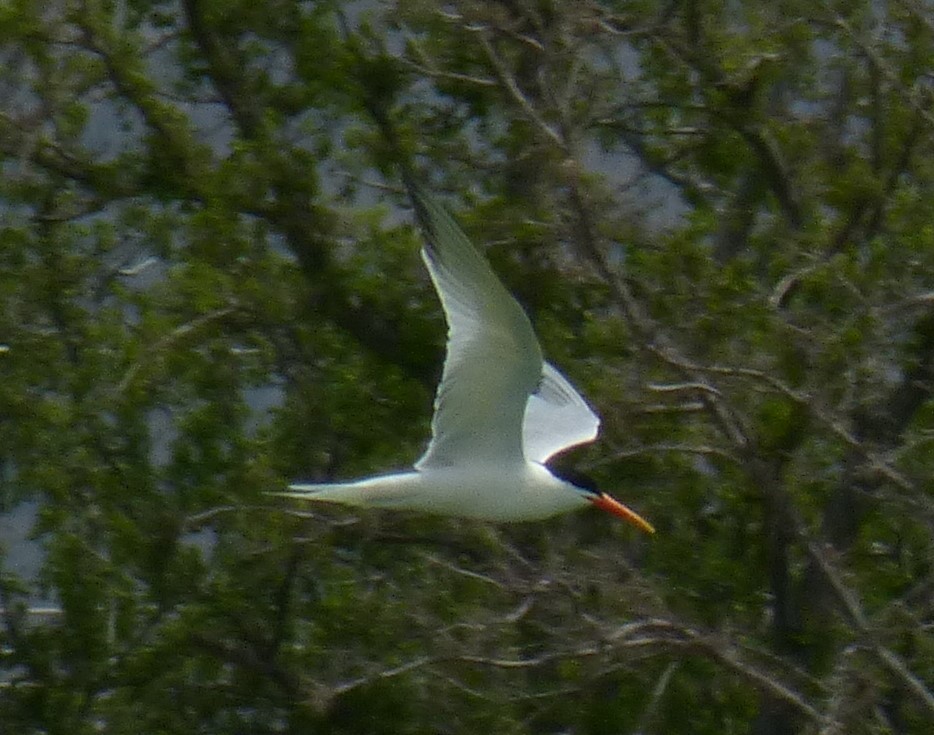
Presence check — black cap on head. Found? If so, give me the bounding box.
[545,459,598,495]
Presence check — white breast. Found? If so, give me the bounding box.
[380,462,589,521]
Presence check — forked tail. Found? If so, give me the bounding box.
[272,473,423,509]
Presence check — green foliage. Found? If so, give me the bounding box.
[1,1,932,733]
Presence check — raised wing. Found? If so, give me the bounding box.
[523,361,600,462]
[408,184,543,470]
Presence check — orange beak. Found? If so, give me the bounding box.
[589,492,655,534]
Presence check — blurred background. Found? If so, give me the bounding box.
[1,1,932,733]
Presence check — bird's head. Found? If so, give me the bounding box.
[546,461,655,534]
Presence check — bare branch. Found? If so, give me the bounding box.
[421,553,508,590]
[331,656,435,696]
[596,442,741,466]
[117,306,237,394]
[806,541,934,716]
[631,401,707,415]
[474,32,566,150]
[631,662,679,735]
[664,360,924,501]
[610,619,825,722]
[404,37,497,87]
[646,381,722,397]
[831,15,934,132]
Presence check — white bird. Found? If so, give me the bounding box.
[281,184,654,533]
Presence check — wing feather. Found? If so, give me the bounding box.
[408,185,542,470]
[522,362,600,462]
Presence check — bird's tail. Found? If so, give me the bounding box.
[272,473,423,509]
[271,482,369,507]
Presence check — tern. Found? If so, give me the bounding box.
[282,183,654,533]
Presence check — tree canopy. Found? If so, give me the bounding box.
[1,1,932,733]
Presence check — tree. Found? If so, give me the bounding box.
[1,1,932,733]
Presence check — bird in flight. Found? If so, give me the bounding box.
[281,182,654,533]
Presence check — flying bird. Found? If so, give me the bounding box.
[281,183,654,533]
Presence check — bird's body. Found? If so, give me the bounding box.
[281,463,589,522]
[281,180,654,534]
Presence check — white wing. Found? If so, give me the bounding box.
[522,361,600,462]
[409,184,543,470]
